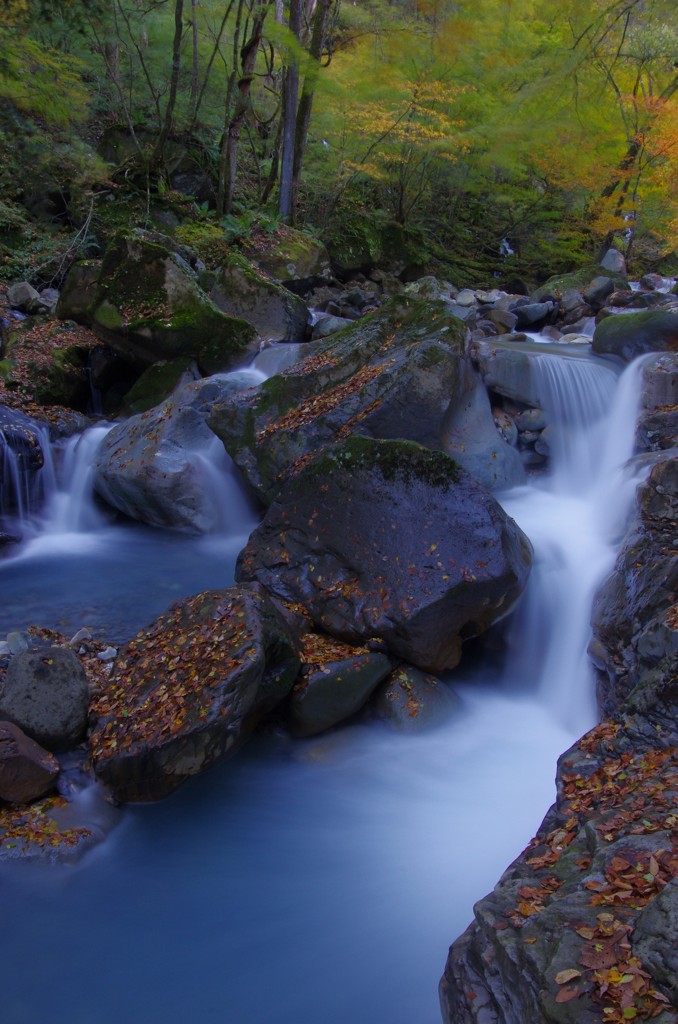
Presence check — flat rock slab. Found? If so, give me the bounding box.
[236,436,532,673]
[89,583,300,802]
[0,721,60,803]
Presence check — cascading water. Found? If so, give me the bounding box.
[0,348,647,1024]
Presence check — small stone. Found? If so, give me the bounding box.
[7,632,30,655]
[97,647,118,662]
[69,628,93,645]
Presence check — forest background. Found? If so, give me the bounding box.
[1,0,678,289]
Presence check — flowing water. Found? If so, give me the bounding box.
[0,351,646,1024]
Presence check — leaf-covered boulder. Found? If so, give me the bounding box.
[593,310,678,362]
[236,436,532,673]
[634,353,678,453]
[440,718,678,1024]
[89,584,301,803]
[208,296,524,501]
[89,229,256,373]
[93,372,260,534]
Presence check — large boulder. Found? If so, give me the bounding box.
[205,251,310,342]
[591,452,678,718]
[593,310,678,362]
[89,584,301,802]
[236,436,532,672]
[89,229,256,372]
[245,225,332,290]
[0,721,60,803]
[0,648,90,752]
[208,297,523,501]
[440,716,678,1024]
[93,372,260,534]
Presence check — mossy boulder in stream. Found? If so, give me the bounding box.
[89,584,301,803]
[89,229,256,373]
[593,310,678,362]
[208,296,524,502]
[236,436,532,673]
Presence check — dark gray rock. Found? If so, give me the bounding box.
[236,436,532,673]
[372,666,459,731]
[93,372,260,533]
[288,638,393,737]
[0,648,89,752]
[0,721,60,803]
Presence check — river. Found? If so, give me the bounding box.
[0,345,644,1024]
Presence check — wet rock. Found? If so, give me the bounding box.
[209,296,523,500]
[236,436,532,673]
[593,310,678,361]
[288,633,393,737]
[90,584,301,802]
[371,666,459,731]
[0,721,60,803]
[0,647,89,752]
[600,247,627,275]
[583,275,615,310]
[93,372,259,534]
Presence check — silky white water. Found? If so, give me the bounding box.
[0,350,645,1024]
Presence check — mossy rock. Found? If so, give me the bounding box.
[326,216,383,278]
[120,357,196,414]
[208,296,471,504]
[593,309,678,362]
[90,229,256,372]
[533,263,627,300]
[206,248,310,342]
[244,225,331,285]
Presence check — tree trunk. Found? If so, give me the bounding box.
[291,0,334,216]
[218,0,270,217]
[278,0,303,221]
[152,0,184,170]
[189,0,199,121]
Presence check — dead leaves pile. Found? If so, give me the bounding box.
[0,795,91,854]
[554,912,672,1021]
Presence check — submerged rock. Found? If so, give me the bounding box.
[236,436,532,673]
[89,584,301,802]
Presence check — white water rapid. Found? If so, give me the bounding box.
[0,349,646,1024]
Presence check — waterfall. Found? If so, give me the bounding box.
[43,426,113,534]
[502,353,646,732]
[0,423,56,528]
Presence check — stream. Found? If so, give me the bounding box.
[0,345,645,1024]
